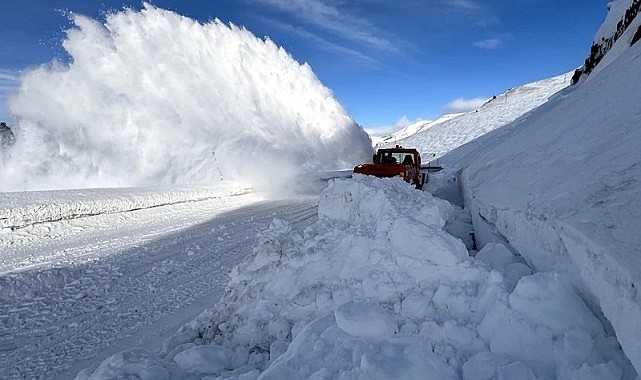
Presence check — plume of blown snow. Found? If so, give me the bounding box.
[2,3,372,193]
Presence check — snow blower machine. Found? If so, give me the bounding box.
[353,146,438,189]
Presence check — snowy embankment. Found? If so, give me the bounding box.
[440,27,641,374]
[79,175,632,379]
[0,182,250,230]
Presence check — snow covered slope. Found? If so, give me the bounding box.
[386,73,571,158]
[437,4,641,373]
[374,113,463,148]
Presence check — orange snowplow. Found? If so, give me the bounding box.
[353,146,428,189]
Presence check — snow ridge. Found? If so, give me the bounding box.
[0,183,249,230]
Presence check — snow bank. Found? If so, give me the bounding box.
[2,3,372,193]
[0,182,249,229]
[78,175,632,379]
[450,21,641,374]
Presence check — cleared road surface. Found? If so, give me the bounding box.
[0,193,318,379]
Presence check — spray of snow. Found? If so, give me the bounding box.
[2,3,372,193]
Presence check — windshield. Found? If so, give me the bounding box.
[380,152,415,165]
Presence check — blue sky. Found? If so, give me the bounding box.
[0,0,607,129]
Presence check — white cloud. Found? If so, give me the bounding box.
[251,0,401,52]
[0,69,20,93]
[365,115,416,136]
[446,0,482,10]
[443,97,489,114]
[0,70,20,120]
[473,37,502,49]
[267,19,381,65]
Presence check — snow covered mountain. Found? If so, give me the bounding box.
[572,0,641,82]
[372,113,464,148]
[375,73,571,159]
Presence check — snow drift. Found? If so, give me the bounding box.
[78,175,632,379]
[1,3,372,193]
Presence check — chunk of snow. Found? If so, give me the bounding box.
[75,348,178,380]
[475,242,517,272]
[173,344,234,375]
[508,272,603,334]
[389,218,468,266]
[334,301,397,338]
[496,361,537,380]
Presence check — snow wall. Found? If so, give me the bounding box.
[449,12,641,373]
[0,3,372,193]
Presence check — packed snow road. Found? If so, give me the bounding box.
[0,191,318,379]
